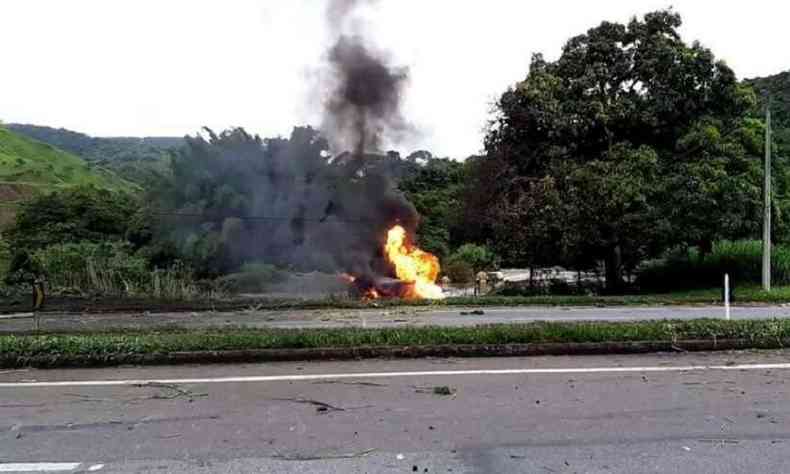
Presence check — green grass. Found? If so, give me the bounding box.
[0,127,138,192]
[1,284,785,315]
[2,319,788,358]
[243,285,788,310]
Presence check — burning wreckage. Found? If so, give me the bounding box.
[342,225,444,300]
[316,1,445,300]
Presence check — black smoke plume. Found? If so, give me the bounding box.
[313,0,419,275]
[323,37,410,168]
[159,0,420,283]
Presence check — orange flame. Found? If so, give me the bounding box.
[384,225,444,300]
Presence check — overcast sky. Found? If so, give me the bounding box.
[0,0,787,159]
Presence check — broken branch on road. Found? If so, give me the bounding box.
[133,382,207,402]
[272,448,376,461]
[270,397,346,413]
[311,380,388,387]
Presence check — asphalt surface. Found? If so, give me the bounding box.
[2,350,790,473]
[3,304,790,333]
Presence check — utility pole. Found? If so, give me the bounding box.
[763,102,772,291]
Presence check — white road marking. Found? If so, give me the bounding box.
[0,363,788,388]
[0,463,81,472]
[0,313,34,320]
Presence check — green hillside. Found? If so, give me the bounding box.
[0,126,137,190]
[6,124,179,187]
[0,126,139,231]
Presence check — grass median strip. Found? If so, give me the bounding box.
[1,319,788,361]
[2,285,788,315]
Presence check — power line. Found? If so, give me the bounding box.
[0,202,382,225]
[148,211,377,224]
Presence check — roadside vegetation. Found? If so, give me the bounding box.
[638,240,790,292]
[2,10,790,307]
[2,319,790,368]
[0,127,136,191]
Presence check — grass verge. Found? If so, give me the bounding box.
[2,319,788,368]
[1,285,788,316]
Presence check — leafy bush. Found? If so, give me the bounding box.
[443,259,475,284]
[446,244,498,272]
[637,240,790,291]
[31,241,147,294]
[26,241,212,300]
[5,186,137,255]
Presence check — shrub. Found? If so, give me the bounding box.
[637,240,790,291]
[31,241,148,294]
[5,186,137,256]
[446,244,498,272]
[443,259,475,284]
[27,241,211,300]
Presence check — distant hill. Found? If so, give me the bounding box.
[6,124,182,186]
[5,124,184,160]
[0,126,138,228]
[745,70,790,153]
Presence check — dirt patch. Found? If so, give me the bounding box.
[0,182,37,201]
[0,182,38,229]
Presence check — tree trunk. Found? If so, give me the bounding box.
[605,245,623,293]
[699,239,713,261]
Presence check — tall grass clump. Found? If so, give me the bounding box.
[30,241,213,300]
[637,240,790,291]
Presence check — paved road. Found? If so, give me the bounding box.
[3,304,790,333]
[2,350,790,472]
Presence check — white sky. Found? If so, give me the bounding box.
[0,0,787,159]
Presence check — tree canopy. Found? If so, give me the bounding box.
[468,10,764,289]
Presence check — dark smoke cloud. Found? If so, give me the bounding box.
[312,0,419,276]
[322,0,413,163]
[324,36,410,162]
[164,1,421,285]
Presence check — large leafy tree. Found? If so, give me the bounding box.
[470,10,760,290]
[398,155,465,259]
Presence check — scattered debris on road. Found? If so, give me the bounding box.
[311,380,387,387]
[270,397,346,413]
[272,448,376,461]
[133,382,207,402]
[411,385,456,396]
[460,310,485,316]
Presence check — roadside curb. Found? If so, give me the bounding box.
[0,338,779,369]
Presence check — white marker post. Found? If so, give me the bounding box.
[724,273,731,321]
